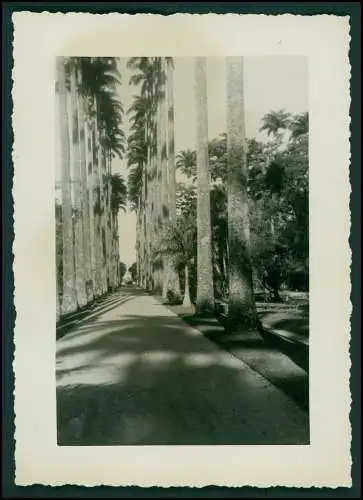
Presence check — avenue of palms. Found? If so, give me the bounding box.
[56,57,309,445]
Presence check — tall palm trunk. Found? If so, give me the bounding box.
[165,58,181,299]
[100,140,110,292]
[146,114,154,291]
[160,59,170,298]
[56,264,61,322]
[96,115,107,295]
[85,117,96,295]
[106,152,113,289]
[194,57,214,315]
[226,57,257,331]
[183,264,192,307]
[113,211,120,287]
[76,67,93,303]
[57,57,77,314]
[154,95,163,294]
[92,115,103,297]
[136,203,142,286]
[70,66,87,308]
[143,169,149,290]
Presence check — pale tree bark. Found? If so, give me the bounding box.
[107,153,113,289]
[160,59,170,299]
[70,66,87,308]
[146,122,154,292]
[97,123,107,295]
[142,189,148,289]
[165,57,181,299]
[136,205,142,286]
[154,95,163,294]
[101,145,110,292]
[136,208,140,284]
[138,193,145,287]
[183,264,192,307]
[113,212,120,287]
[91,121,103,298]
[85,118,96,295]
[226,57,257,331]
[194,57,214,315]
[57,57,77,315]
[56,264,61,322]
[76,67,93,303]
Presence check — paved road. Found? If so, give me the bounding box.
[56,288,309,445]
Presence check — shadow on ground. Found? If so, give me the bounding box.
[57,304,309,447]
[157,299,309,413]
[56,287,143,340]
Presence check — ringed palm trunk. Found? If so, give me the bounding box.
[94,93,106,295]
[100,140,110,292]
[92,116,103,298]
[143,171,149,290]
[97,123,107,295]
[85,116,96,295]
[70,65,87,308]
[113,211,120,287]
[77,67,93,303]
[226,57,257,331]
[56,264,61,322]
[154,97,163,294]
[56,57,77,315]
[139,181,145,287]
[150,111,159,292]
[146,120,154,291]
[106,152,113,289]
[136,203,142,286]
[166,58,181,299]
[160,59,170,298]
[194,57,214,315]
[108,153,114,289]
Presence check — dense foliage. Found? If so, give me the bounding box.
[173,111,309,301]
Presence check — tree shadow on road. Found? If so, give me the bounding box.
[56,311,310,447]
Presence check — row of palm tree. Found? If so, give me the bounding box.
[127,57,180,299]
[56,57,127,321]
[127,57,258,332]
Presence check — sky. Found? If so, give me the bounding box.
[55,56,308,269]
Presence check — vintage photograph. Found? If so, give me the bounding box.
[55,56,310,446]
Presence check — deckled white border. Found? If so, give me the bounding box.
[12,12,352,487]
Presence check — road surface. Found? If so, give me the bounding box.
[56,287,309,445]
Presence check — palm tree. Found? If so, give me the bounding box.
[166,57,181,299]
[81,57,123,295]
[69,62,87,308]
[289,111,309,139]
[127,91,151,289]
[156,217,196,307]
[75,65,93,303]
[100,91,125,289]
[176,149,197,180]
[153,58,166,294]
[56,57,77,314]
[259,109,292,138]
[194,57,214,315]
[110,173,127,287]
[226,57,257,331]
[127,58,162,293]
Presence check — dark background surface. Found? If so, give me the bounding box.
[2,2,361,497]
